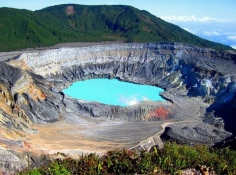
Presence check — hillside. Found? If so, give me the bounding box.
[0,4,233,51]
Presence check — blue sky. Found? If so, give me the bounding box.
[1,0,236,48]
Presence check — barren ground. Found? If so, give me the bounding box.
[26,114,166,156]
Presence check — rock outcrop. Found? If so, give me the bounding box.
[0,42,236,172]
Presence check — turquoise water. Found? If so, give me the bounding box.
[63,78,165,106]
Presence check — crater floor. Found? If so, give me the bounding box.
[27,117,165,155]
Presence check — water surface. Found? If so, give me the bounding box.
[63,78,165,106]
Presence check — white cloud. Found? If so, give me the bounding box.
[183,28,196,34]
[224,32,236,36]
[231,45,236,49]
[185,28,236,38]
[202,31,221,36]
[160,15,231,23]
[228,35,236,41]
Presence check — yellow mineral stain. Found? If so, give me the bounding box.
[8,60,31,71]
[27,84,47,101]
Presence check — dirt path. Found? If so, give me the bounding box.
[129,119,199,151]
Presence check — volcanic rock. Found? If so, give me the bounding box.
[0,42,235,172]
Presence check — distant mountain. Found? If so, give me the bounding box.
[0,4,233,51]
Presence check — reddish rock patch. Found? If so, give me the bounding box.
[146,107,171,120]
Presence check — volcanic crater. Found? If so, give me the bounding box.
[0,42,236,171]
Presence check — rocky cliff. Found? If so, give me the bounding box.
[8,42,236,123]
[0,42,236,172]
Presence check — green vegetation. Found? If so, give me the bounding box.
[19,142,236,175]
[0,4,233,51]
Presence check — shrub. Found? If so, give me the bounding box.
[19,142,236,175]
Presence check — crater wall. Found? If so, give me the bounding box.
[0,43,235,170]
[6,42,236,132]
[9,43,236,118]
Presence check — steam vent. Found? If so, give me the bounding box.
[0,42,236,171]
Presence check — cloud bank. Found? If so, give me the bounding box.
[160,15,235,23]
[231,45,236,49]
[159,14,236,49]
[228,35,236,41]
